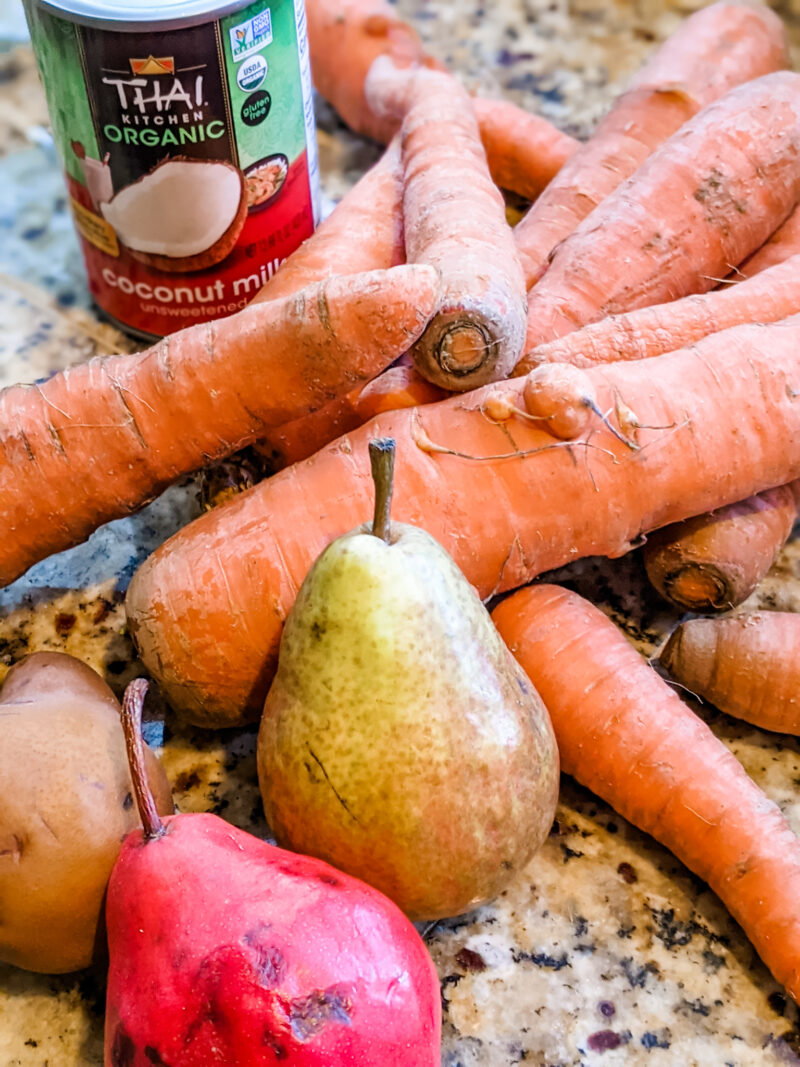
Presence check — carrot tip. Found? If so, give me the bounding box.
[438,323,492,375]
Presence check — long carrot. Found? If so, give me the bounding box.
[642,485,798,613]
[514,1,788,290]
[491,584,800,1005]
[660,612,800,735]
[126,314,800,727]
[251,138,404,305]
[304,0,578,200]
[365,61,527,389]
[0,264,439,586]
[524,71,800,350]
[516,253,800,372]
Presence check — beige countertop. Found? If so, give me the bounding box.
[3,1,800,1064]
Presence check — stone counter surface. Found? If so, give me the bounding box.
[2,1,800,1064]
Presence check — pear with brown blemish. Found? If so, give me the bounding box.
[258,438,560,920]
[0,652,173,973]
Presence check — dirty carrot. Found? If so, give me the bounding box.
[0,264,439,587]
[126,314,800,727]
[660,612,800,736]
[304,0,578,199]
[491,584,800,1004]
[251,138,404,304]
[516,253,800,371]
[524,71,800,350]
[514,1,788,290]
[642,485,798,613]
[366,60,527,389]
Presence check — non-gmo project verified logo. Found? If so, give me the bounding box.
[230,9,273,61]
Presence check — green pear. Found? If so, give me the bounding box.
[257,439,560,920]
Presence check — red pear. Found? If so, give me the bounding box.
[104,680,441,1066]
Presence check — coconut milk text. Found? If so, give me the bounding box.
[25,0,320,339]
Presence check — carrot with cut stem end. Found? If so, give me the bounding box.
[517,253,800,372]
[514,1,788,290]
[491,584,800,1005]
[127,314,800,727]
[251,138,404,305]
[366,60,527,390]
[524,71,800,350]
[643,485,798,614]
[0,264,439,586]
[304,0,578,200]
[660,612,800,736]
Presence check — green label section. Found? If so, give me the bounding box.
[23,1,98,184]
[222,0,307,170]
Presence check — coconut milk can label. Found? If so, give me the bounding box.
[24,0,319,339]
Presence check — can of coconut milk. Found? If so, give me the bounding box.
[24,0,321,339]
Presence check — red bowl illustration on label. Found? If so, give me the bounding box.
[244,153,289,212]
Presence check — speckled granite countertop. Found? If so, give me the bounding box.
[4,1,800,1064]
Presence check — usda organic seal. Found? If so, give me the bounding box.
[237,54,268,92]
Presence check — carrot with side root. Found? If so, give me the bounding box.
[127,314,800,727]
[660,612,800,735]
[514,1,788,290]
[642,485,798,613]
[524,71,800,350]
[491,584,800,1004]
[516,253,800,372]
[304,0,578,200]
[0,264,439,586]
[366,60,527,390]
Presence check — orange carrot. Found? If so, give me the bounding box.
[304,0,578,200]
[660,612,800,735]
[126,314,800,727]
[491,584,800,1005]
[253,365,446,470]
[365,61,527,389]
[642,485,798,613]
[737,203,800,279]
[353,365,447,420]
[0,265,439,587]
[514,1,788,290]
[516,253,800,372]
[524,72,800,350]
[251,138,404,305]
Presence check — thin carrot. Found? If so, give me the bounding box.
[642,485,798,613]
[366,61,527,389]
[660,612,800,736]
[524,72,800,350]
[514,1,788,290]
[126,314,800,727]
[250,138,404,305]
[491,584,800,1004]
[516,253,800,372]
[353,365,447,420]
[304,0,578,200]
[252,365,446,470]
[736,203,800,279]
[0,264,439,586]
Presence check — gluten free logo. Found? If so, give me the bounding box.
[230,9,273,62]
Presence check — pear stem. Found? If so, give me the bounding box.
[120,679,166,841]
[369,438,396,542]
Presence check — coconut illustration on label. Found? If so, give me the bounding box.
[100,158,248,273]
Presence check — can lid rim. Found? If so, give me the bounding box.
[34,0,258,30]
